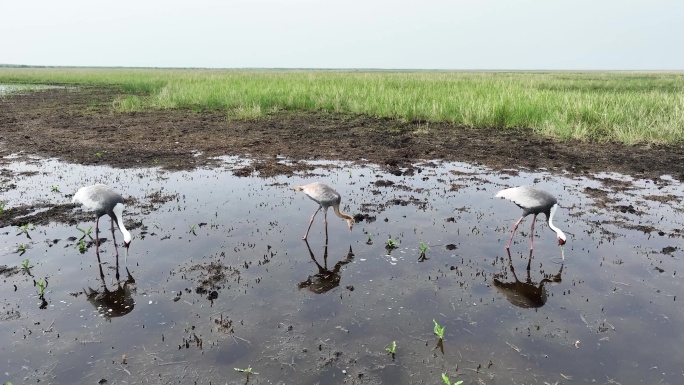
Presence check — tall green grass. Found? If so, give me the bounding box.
[1,68,683,144]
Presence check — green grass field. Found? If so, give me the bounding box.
[1,68,683,144]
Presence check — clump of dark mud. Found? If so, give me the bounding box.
[0,265,20,278]
[233,160,316,178]
[179,254,241,298]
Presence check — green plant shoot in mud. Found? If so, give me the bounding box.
[385,340,396,357]
[153,158,159,164]
[433,319,445,340]
[418,241,430,261]
[0,202,5,213]
[189,224,197,235]
[94,151,103,158]
[17,223,34,237]
[386,238,398,249]
[77,238,87,253]
[442,373,463,385]
[77,225,93,239]
[21,258,31,271]
[35,278,46,297]
[234,366,258,375]
[349,169,352,178]
[17,244,27,255]
[366,232,373,245]
[51,185,60,192]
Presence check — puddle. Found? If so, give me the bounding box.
[1,156,683,384]
[0,84,67,95]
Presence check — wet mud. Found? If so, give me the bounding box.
[1,87,684,179]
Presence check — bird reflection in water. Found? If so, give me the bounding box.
[85,249,136,320]
[298,240,354,294]
[493,249,563,309]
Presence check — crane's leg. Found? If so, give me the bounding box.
[529,214,538,251]
[505,216,525,249]
[303,207,321,240]
[94,216,101,255]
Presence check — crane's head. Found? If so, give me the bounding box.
[121,239,130,264]
[557,232,567,246]
[122,230,132,249]
[122,232,132,263]
[346,218,354,233]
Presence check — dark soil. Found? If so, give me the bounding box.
[1,87,684,180]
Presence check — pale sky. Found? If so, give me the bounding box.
[1,0,682,70]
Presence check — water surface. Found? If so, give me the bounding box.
[1,155,683,384]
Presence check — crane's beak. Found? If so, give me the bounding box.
[560,245,565,260]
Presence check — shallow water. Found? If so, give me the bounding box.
[0,84,66,95]
[1,155,683,384]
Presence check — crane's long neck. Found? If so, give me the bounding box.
[112,203,131,243]
[547,204,566,241]
[333,204,354,221]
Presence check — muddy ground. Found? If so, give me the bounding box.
[1,87,683,180]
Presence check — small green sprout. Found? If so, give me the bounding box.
[17,223,34,238]
[77,238,87,253]
[385,340,396,358]
[21,258,31,270]
[0,202,5,213]
[35,278,46,297]
[76,225,93,239]
[433,319,445,340]
[17,243,27,255]
[349,169,352,178]
[189,224,197,235]
[418,241,430,261]
[234,366,258,375]
[366,232,373,245]
[51,185,60,193]
[153,159,159,165]
[442,373,463,385]
[94,151,103,158]
[420,242,429,254]
[386,238,398,249]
